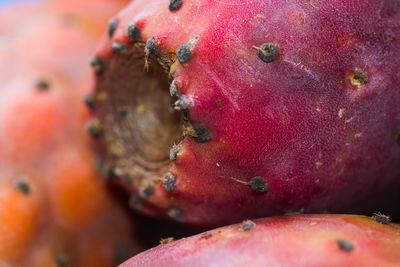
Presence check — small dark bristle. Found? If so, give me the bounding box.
[87,119,103,139]
[169,144,181,161]
[145,36,159,56]
[336,239,354,252]
[169,82,179,97]
[56,254,68,267]
[140,185,155,198]
[372,213,391,224]
[108,19,118,37]
[129,194,142,210]
[174,94,188,112]
[168,0,182,11]
[168,208,183,221]
[163,173,176,191]
[350,68,368,89]
[240,220,256,231]
[84,93,96,109]
[128,23,141,42]
[191,125,211,142]
[257,43,279,63]
[112,42,128,55]
[36,80,50,91]
[249,176,269,193]
[176,44,191,63]
[395,132,400,145]
[119,108,129,118]
[201,232,212,239]
[160,237,175,245]
[90,57,105,73]
[15,179,30,195]
[104,164,116,180]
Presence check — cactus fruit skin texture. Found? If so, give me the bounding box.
[121,214,400,267]
[0,1,141,266]
[90,0,400,227]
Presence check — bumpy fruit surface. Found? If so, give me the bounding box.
[121,214,400,267]
[0,1,140,266]
[90,0,400,226]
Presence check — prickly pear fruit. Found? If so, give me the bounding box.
[89,0,400,226]
[0,1,139,266]
[121,214,400,267]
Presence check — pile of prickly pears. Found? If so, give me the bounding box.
[0,0,399,266]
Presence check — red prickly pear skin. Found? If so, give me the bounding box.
[121,214,400,267]
[0,1,139,266]
[90,0,400,226]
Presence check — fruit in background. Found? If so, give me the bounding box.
[121,214,400,267]
[49,0,130,38]
[0,0,140,266]
[89,0,400,226]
